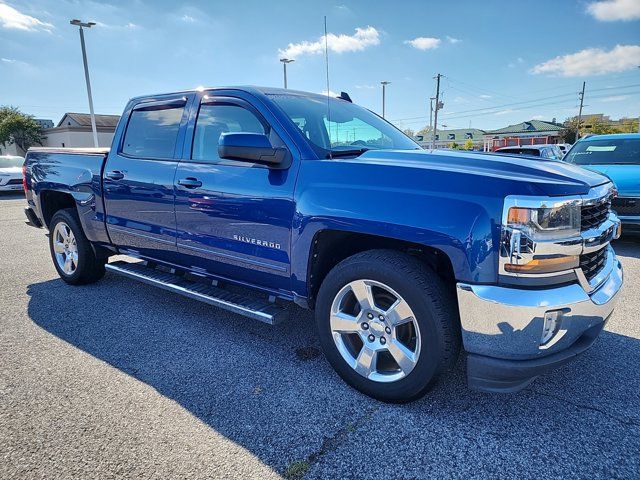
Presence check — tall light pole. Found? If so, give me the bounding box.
[280,58,294,89]
[70,19,98,148]
[381,81,391,118]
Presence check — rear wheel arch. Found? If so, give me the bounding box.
[39,190,77,228]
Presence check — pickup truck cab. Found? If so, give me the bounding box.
[23,87,623,402]
[564,133,640,233]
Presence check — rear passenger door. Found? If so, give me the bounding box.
[103,94,193,262]
[173,92,298,294]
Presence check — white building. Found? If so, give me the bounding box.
[0,113,119,156]
[44,113,120,149]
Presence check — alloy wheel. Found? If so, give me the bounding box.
[329,279,422,383]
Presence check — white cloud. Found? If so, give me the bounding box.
[587,0,640,21]
[355,84,376,89]
[0,3,53,32]
[494,109,514,116]
[1,57,16,63]
[279,26,380,58]
[532,115,545,120]
[599,95,629,102]
[479,94,492,99]
[532,45,640,77]
[446,36,461,44]
[405,37,441,50]
[181,14,196,23]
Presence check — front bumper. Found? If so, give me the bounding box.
[456,247,623,393]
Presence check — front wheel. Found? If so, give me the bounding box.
[49,209,106,285]
[315,250,460,403]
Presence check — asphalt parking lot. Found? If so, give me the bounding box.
[1,192,639,479]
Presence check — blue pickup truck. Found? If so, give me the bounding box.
[564,133,640,233]
[23,87,623,402]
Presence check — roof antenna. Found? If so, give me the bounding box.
[324,15,333,160]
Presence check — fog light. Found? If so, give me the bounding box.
[541,310,563,345]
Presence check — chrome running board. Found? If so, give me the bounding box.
[105,260,287,325]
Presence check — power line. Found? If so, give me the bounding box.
[390,85,640,124]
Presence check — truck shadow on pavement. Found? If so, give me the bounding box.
[26,275,640,478]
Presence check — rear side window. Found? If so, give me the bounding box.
[522,149,540,156]
[122,104,185,159]
[192,103,266,162]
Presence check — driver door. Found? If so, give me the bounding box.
[173,94,297,293]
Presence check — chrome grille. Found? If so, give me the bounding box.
[612,197,640,216]
[581,199,610,231]
[580,248,608,282]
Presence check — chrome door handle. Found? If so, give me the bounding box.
[178,177,202,189]
[105,170,125,180]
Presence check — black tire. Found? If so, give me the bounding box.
[48,208,106,285]
[315,249,461,403]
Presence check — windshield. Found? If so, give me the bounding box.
[0,156,24,168]
[269,94,419,157]
[564,138,640,165]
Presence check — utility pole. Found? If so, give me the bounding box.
[381,81,391,118]
[576,81,586,142]
[70,19,98,148]
[432,74,442,149]
[429,97,435,144]
[280,58,294,89]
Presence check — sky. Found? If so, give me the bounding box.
[1,0,640,132]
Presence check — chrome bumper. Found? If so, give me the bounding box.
[457,246,623,361]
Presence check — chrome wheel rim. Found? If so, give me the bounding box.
[53,222,78,275]
[330,279,421,383]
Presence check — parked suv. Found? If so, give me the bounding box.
[496,145,564,160]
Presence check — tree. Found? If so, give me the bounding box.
[0,106,44,155]
[416,126,431,137]
[402,128,415,138]
[448,141,460,149]
[463,139,474,150]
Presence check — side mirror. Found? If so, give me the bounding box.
[218,132,287,165]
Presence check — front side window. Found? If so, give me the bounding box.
[192,103,266,162]
[122,104,185,159]
[269,93,419,158]
[564,138,640,165]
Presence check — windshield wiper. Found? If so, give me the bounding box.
[326,147,370,158]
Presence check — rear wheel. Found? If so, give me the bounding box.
[315,250,460,403]
[49,209,106,285]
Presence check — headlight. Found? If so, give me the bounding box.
[501,198,582,277]
[507,203,580,241]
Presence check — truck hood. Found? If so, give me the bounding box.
[579,164,640,197]
[355,149,609,196]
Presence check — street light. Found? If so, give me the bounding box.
[70,19,98,148]
[280,58,294,89]
[381,81,391,118]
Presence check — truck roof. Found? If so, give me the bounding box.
[128,86,335,103]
